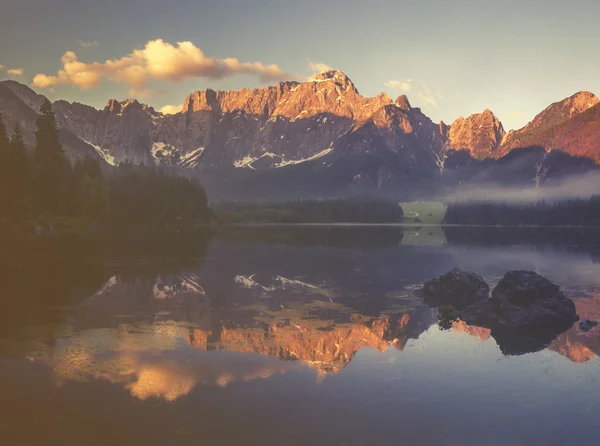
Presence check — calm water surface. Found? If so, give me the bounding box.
[1,227,600,445]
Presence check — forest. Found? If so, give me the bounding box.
[444,197,600,226]
[214,197,405,224]
[0,100,211,235]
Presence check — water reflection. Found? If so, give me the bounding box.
[1,227,600,444]
[14,269,435,401]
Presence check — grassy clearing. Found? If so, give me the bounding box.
[400,201,447,225]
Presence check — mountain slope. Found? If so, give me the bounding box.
[3,75,600,198]
[500,91,600,159]
[0,82,99,161]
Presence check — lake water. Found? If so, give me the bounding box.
[1,226,599,445]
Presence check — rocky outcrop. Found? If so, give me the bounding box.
[448,109,505,159]
[422,268,489,309]
[461,271,579,329]
[421,270,580,356]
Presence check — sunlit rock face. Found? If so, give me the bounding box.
[500,91,600,161]
[448,110,505,160]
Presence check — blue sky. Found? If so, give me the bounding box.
[1,0,600,129]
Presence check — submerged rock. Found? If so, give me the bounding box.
[490,325,575,356]
[461,271,579,329]
[422,268,489,309]
[579,319,598,332]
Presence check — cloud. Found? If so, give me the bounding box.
[384,79,413,92]
[78,40,99,48]
[308,61,333,75]
[385,79,443,110]
[446,170,600,204]
[33,39,294,90]
[160,104,183,115]
[129,88,167,98]
[416,91,438,109]
[0,65,24,77]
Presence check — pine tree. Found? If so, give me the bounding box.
[0,113,10,216]
[9,123,30,218]
[34,99,68,215]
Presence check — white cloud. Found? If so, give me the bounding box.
[0,64,5,71]
[78,40,99,48]
[7,68,24,76]
[160,104,183,115]
[416,91,439,109]
[385,78,442,109]
[33,39,295,90]
[308,61,333,75]
[384,79,413,92]
[129,88,167,98]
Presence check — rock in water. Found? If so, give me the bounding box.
[461,271,579,329]
[579,320,598,332]
[422,268,489,309]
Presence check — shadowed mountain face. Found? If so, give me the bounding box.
[3,73,600,198]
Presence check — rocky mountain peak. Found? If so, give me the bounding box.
[105,99,121,113]
[532,91,599,126]
[448,109,505,159]
[310,70,357,93]
[394,95,411,110]
[499,90,600,157]
[1,80,47,110]
[121,98,142,110]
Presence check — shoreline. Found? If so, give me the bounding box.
[223,222,600,229]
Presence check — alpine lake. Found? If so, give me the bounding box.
[1,225,599,446]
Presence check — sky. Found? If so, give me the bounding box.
[1,0,600,129]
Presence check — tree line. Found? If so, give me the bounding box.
[444,197,600,226]
[214,197,405,224]
[0,99,211,235]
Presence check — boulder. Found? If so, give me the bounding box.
[461,271,579,329]
[579,320,598,332]
[422,268,489,309]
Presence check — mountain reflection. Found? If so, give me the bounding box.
[3,269,437,401]
[2,228,600,403]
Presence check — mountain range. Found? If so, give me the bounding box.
[2,70,600,199]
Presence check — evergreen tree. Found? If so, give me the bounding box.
[0,113,10,215]
[79,174,110,224]
[8,123,30,218]
[74,155,103,181]
[34,99,69,214]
